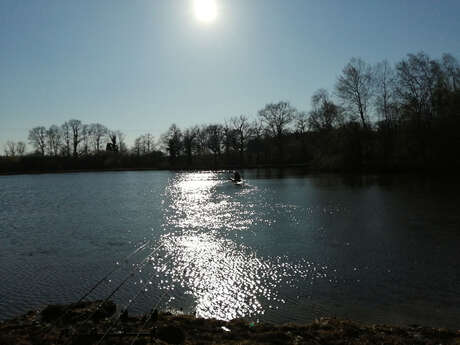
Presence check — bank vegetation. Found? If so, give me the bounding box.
[1,52,459,174]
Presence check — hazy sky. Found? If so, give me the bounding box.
[1,0,459,150]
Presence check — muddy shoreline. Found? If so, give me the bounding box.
[0,301,458,345]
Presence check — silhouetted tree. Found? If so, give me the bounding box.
[222,121,234,160]
[105,130,126,153]
[247,119,264,165]
[133,137,143,156]
[294,111,309,162]
[373,61,398,167]
[117,131,127,153]
[396,52,438,119]
[308,89,343,131]
[28,126,47,156]
[336,58,374,127]
[16,142,26,156]
[295,111,309,135]
[80,124,91,155]
[205,124,224,163]
[195,126,208,157]
[89,123,108,153]
[46,125,62,156]
[106,130,123,153]
[183,127,199,165]
[374,60,398,123]
[230,115,252,164]
[106,142,118,152]
[441,53,460,92]
[2,50,459,174]
[3,141,25,158]
[67,119,83,157]
[61,122,72,157]
[4,141,16,157]
[258,101,296,160]
[162,124,183,163]
[142,133,155,154]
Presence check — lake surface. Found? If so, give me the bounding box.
[0,170,459,328]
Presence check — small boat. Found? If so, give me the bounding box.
[230,178,244,185]
[230,171,243,185]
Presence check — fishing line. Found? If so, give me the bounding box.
[38,240,152,344]
[94,261,163,345]
[61,243,164,345]
[77,240,151,303]
[128,289,169,345]
[95,239,181,345]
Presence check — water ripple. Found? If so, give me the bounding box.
[155,171,334,320]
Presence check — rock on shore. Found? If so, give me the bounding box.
[0,300,459,345]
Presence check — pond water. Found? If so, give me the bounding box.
[0,170,459,328]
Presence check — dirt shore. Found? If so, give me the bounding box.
[0,301,458,345]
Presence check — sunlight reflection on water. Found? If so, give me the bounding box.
[155,171,331,320]
[163,172,258,231]
[2,172,460,327]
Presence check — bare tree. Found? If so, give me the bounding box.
[46,125,62,156]
[374,60,397,123]
[250,119,264,139]
[132,133,155,155]
[132,137,142,156]
[67,119,83,157]
[16,141,26,156]
[80,124,91,155]
[205,124,224,159]
[4,141,26,157]
[308,89,344,131]
[106,130,126,153]
[335,57,374,127]
[295,111,309,135]
[161,124,183,161]
[117,131,127,153]
[61,122,72,157]
[258,101,296,138]
[107,131,119,152]
[142,133,155,153]
[183,127,199,165]
[230,115,252,163]
[195,126,208,157]
[4,141,16,157]
[28,126,47,156]
[396,52,438,119]
[222,121,234,158]
[89,123,108,153]
[441,53,460,92]
[247,119,265,164]
[258,101,296,159]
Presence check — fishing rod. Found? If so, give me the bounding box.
[95,240,179,345]
[61,243,164,345]
[38,240,152,344]
[128,289,169,345]
[76,240,151,303]
[94,262,163,345]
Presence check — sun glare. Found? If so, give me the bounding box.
[194,0,217,23]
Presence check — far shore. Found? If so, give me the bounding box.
[0,163,311,177]
[0,163,454,177]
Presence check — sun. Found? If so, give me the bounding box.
[194,0,217,23]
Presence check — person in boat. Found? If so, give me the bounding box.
[233,170,242,182]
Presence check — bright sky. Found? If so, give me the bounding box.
[1,0,460,150]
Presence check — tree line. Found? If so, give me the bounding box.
[1,51,459,173]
